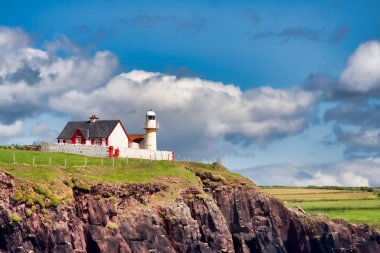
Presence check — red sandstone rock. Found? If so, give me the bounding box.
[0,173,378,253]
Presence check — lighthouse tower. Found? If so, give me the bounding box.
[143,109,159,150]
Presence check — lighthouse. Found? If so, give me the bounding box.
[143,109,159,150]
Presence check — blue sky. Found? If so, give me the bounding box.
[1,1,380,186]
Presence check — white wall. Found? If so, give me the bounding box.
[118,147,173,160]
[41,142,174,160]
[108,122,129,148]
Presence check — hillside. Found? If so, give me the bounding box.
[0,150,379,253]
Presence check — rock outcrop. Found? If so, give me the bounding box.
[0,171,379,253]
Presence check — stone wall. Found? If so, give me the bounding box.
[41,142,174,160]
[41,142,109,158]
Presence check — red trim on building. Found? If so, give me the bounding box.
[91,139,94,145]
[72,130,86,145]
[105,138,109,146]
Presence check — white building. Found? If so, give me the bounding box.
[51,110,173,160]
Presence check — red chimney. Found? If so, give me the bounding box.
[89,114,99,123]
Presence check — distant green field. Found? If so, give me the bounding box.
[262,186,380,226]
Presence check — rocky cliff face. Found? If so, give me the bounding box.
[0,170,379,253]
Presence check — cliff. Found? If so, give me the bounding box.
[0,163,379,253]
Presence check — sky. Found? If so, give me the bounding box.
[1,0,380,186]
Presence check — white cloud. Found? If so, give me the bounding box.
[294,171,341,186]
[49,70,318,155]
[0,120,23,137]
[0,26,317,156]
[340,40,380,92]
[31,122,58,141]
[340,171,369,187]
[238,158,380,187]
[0,26,30,51]
[335,127,380,154]
[0,26,118,123]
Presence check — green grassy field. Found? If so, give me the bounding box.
[0,148,203,184]
[0,148,253,209]
[262,186,380,225]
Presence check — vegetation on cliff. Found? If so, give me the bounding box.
[0,149,379,252]
[0,149,254,210]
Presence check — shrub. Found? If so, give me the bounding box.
[10,213,21,223]
[109,196,118,204]
[75,182,90,192]
[106,222,118,231]
[49,196,61,207]
[25,209,33,218]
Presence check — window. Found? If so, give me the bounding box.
[148,115,155,120]
[94,139,102,145]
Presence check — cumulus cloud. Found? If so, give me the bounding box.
[31,122,58,141]
[340,41,380,93]
[48,70,318,155]
[304,40,380,159]
[0,26,118,124]
[0,120,23,138]
[237,158,380,187]
[0,26,318,156]
[334,127,380,158]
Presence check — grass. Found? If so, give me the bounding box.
[263,188,350,195]
[307,210,380,225]
[272,192,375,201]
[0,149,200,185]
[0,149,242,209]
[262,186,380,226]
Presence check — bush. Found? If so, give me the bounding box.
[25,209,33,218]
[109,196,118,204]
[75,181,90,192]
[106,222,118,231]
[10,213,21,222]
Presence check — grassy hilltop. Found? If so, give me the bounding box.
[0,148,253,209]
[1,148,379,226]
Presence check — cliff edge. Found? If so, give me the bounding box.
[0,162,379,253]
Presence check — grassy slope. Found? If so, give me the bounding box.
[262,186,380,225]
[0,149,253,209]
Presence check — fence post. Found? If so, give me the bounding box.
[64,159,67,167]
[112,158,115,167]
